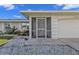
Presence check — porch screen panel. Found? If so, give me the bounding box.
[38,18,45,29]
[38,18,45,38]
[32,17,36,38]
[47,17,51,38]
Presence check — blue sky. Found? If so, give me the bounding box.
[0,4,79,19]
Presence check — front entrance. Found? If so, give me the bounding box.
[31,17,51,38]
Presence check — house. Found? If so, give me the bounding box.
[21,10,79,39]
[0,19,29,32]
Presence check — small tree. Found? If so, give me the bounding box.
[5,26,17,34]
[11,26,17,32]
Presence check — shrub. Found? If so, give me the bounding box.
[0,31,4,35]
[18,30,29,36]
[0,36,13,40]
[5,26,18,34]
[13,30,20,34]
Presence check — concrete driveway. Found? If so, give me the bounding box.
[60,38,79,51]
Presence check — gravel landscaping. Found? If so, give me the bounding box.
[0,37,79,55]
[0,44,79,55]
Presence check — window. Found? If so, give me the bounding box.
[31,17,36,38]
[47,17,51,38]
[4,23,11,30]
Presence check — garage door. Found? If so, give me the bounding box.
[59,19,79,38]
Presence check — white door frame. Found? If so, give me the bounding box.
[30,16,51,39]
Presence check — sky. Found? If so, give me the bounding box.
[0,4,79,19]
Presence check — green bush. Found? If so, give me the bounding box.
[13,30,20,34]
[4,26,18,34]
[4,26,29,36]
[0,31,4,35]
[18,30,29,36]
[0,36,13,40]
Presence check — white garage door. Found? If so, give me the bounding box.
[59,19,79,38]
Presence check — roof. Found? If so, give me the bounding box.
[20,10,79,16]
[20,10,79,13]
[0,19,26,20]
[0,19,29,23]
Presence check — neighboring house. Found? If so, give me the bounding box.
[0,19,29,32]
[21,10,79,39]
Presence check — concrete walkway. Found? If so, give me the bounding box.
[0,37,79,55]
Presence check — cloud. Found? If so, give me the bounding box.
[56,4,79,9]
[63,4,79,9]
[0,4,15,10]
[13,15,22,18]
[27,9,31,11]
[56,4,63,6]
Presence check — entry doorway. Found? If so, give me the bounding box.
[31,17,51,38]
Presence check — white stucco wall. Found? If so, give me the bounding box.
[51,17,58,39]
[0,22,27,32]
[0,23,4,32]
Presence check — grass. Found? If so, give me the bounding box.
[0,36,13,46]
[0,39,8,45]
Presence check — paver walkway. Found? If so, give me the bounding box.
[0,37,79,55]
